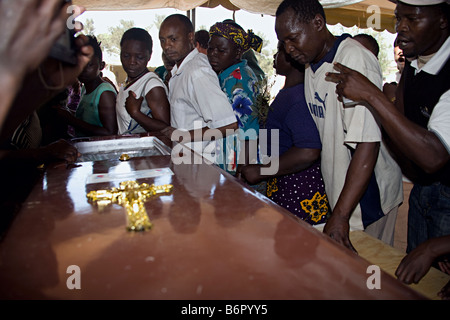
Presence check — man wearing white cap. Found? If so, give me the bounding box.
[326,0,450,294]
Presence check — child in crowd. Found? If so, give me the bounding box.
[353,33,380,58]
[57,35,118,137]
[154,52,175,88]
[116,27,170,135]
[195,29,209,55]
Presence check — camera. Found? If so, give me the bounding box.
[49,27,77,65]
[48,0,77,65]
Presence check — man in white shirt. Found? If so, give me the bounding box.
[275,0,404,251]
[325,0,450,288]
[159,14,238,162]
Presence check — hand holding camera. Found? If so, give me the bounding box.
[0,0,88,129]
[49,0,83,65]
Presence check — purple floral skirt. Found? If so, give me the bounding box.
[266,162,329,225]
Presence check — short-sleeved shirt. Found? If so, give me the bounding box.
[75,82,117,137]
[116,71,168,135]
[304,36,403,230]
[168,48,236,159]
[265,83,321,156]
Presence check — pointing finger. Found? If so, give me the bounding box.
[333,62,351,73]
[325,72,343,84]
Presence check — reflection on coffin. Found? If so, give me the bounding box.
[0,133,429,300]
[73,135,171,162]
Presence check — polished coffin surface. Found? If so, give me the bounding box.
[0,138,425,299]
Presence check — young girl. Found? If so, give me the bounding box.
[58,35,117,138]
[116,28,170,135]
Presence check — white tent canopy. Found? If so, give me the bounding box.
[73,0,364,11]
[73,0,397,32]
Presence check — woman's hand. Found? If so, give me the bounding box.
[239,164,263,184]
[125,91,144,118]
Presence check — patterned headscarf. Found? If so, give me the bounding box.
[209,22,263,53]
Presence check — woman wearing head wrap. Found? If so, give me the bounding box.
[208,21,263,71]
[207,20,264,193]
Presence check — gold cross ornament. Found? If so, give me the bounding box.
[87,181,173,231]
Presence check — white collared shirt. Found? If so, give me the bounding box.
[168,48,237,160]
[411,36,450,153]
[168,48,236,131]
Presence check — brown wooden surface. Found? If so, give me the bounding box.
[351,230,450,300]
[0,135,426,300]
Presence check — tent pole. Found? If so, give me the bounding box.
[186,9,196,30]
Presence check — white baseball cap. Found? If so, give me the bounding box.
[390,0,450,5]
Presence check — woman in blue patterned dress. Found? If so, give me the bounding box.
[207,21,263,178]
